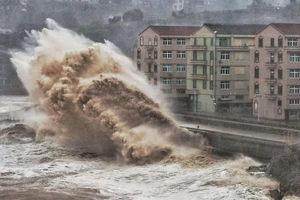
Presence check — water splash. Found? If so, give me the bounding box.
[11,19,205,163]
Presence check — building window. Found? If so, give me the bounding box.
[221,66,230,75]
[258,36,263,47]
[154,36,158,46]
[236,95,244,100]
[162,64,172,72]
[163,51,172,59]
[154,50,157,59]
[270,85,275,94]
[210,66,213,75]
[289,99,300,105]
[203,65,207,75]
[278,68,283,79]
[148,38,152,45]
[254,82,259,94]
[220,81,230,90]
[278,84,283,95]
[290,53,300,62]
[291,110,298,115]
[162,78,172,85]
[177,89,185,94]
[154,63,157,73]
[193,65,197,74]
[163,38,172,45]
[176,64,186,72]
[278,37,283,47]
[290,69,300,78]
[278,99,282,106]
[137,49,141,59]
[220,52,230,60]
[176,78,186,85]
[177,51,186,59]
[278,108,282,115]
[140,36,144,46]
[288,39,297,46]
[270,53,275,63]
[219,38,228,47]
[270,69,275,79]
[137,62,141,71]
[289,86,300,94]
[193,80,197,88]
[154,78,157,85]
[148,52,152,58]
[177,39,186,45]
[210,81,213,90]
[270,38,274,47]
[254,101,258,113]
[203,80,207,89]
[254,51,259,63]
[278,51,283,63]
[148,64,152,72]
[193,51,197,60]
[254,66,259,78]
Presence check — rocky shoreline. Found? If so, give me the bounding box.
[247,144,300,200]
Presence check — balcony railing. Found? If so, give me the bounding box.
[265,46,278,51]
[265,94,277,100]
[265,78,277,84]
[217,45,250,51]
[284,46,300,50]
[186,89,199,94]
[144,45,154,51]
[265,62,278,68]
[190,74,207,80]
[186,45,207,50]
[190,59,207,65]
[144,58,154,63]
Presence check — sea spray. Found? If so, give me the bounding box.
[11,19,206,163]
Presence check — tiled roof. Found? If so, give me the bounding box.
[147,26,200,36]
[270,23,300,35]
[204,24,266,35]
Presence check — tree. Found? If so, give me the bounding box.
[123,9,143,22]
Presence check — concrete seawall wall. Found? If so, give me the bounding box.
[185,127,286,159]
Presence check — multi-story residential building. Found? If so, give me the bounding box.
[133,25,200,111]
[250,23,300,121]
[186,24,265,113]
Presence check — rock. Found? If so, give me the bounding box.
[266,144,300,198]
[0,124,36,143]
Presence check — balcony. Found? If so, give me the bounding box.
[190,73,207,80]
[265,78,277,84]
[145,72,154,78]
[190,59,207,65]
[265,46,278,52]
[284,46,300,51]
[186,89,199,95]
[265,94,277,100]
[186,45,207,50]
[265,62,277,69]
[217,45,250,52]
[144,45,154,51]
[144,58,154,64]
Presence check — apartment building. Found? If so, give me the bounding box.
[187,24,265,113]
[133,26,200,111]
[250,23,300,121]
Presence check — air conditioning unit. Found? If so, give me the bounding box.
[218,60,222,64]
[168,73,172,77]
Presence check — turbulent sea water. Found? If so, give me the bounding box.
[0,131,277,200]
[0,19,280,199]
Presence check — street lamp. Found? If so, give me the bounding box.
[213,31,217,112]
